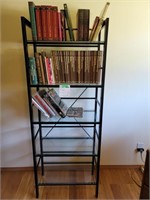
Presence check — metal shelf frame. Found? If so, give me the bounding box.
[21,16,109,198]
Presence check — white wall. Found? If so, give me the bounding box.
[1,0,150,167]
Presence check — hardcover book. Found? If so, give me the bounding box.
[33,92,56,117]
[35,6,43,40]
[28,57,38,85]
[91,2,110,41]
[63,3,75,41]
[67,107,83,118]
[77,9,90,41]
[32,97,50,118]
[38,89,68,118]
[28,1,37,40]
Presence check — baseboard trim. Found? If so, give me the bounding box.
[1,165,141,172]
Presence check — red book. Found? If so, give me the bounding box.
[47,6,53,40]
[45,57,52,84]
[33,92,53,117]
[35,6,43,40]
[51,6,59,40]
[58,12,62,41]
[41,6,48,40]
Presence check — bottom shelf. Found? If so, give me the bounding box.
[38,165,96,185]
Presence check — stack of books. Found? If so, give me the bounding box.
[28,1,110,41]
[32,88,83,118]
[28,50,103,85]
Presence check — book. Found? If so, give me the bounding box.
[35,6,43,40]
[47,6,53,40]
[47,88,68,117]
[77,9,90,41]
[83,9,90,40]
[60,9,66,41]
[28,1,37,40]
[89,16,100,41]
[49,50,103,84]
[38,89,68,118]
[63,3,75,41]
[67,107,83,118]
[91,2,110,41]
[51,6,59,41]
[28,57,38,85]
[34,52,43,84]
[41,6,48,40]
[32,97,50,118]
[33,92,56,117]
[77,9,84,41]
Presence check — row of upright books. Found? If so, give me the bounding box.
[32,88,83,118]
[28,1,110,41]
[29,50,103,85]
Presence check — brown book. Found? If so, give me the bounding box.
[80,51,84,82]
[89,16,100,41]
[77,51,81,83]
[34,52,43,84]
[60,9,66,41]
[77,9,84,41]
[77,9,90,41]
[41,51,48,84]
[35,6,43,40]
[83,10,90,40]
[96,51,103,83]
[39,53,46,84]
[51,51,59,83]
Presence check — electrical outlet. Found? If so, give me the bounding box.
[136,143,144,152]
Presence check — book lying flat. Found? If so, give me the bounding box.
[67,107,83,118]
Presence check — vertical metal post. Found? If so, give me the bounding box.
[21,17,39,198]
[95,18,109,198]
[92,87,98,174]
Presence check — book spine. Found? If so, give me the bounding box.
[28,1,37,40]
[34,53,43,84]
[33,92,54,117]
[83,9,90,41]
[89,16,99,41]
[49,58,55,84]
[48,88,67,117]
[41,6,48,40]
[35,6,43,40]
[47,6,53,40]
[39,53,46,84]
[32,97,50,118]
[28,57,38,85]
[51,6,59,41]
[46,93,65,117]
[60,9,66,41]
[58,12,62,41]
[41,51,48,84]
[45,57,51,84]
[63,3,75,41]
[92,2,110,41]
[77,9,84,41]
[96,51,103,83]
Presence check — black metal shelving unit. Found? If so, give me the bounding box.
[21,16,109,198]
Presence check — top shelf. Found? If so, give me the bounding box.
[27,40,105,47]
[21,16,109,47]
